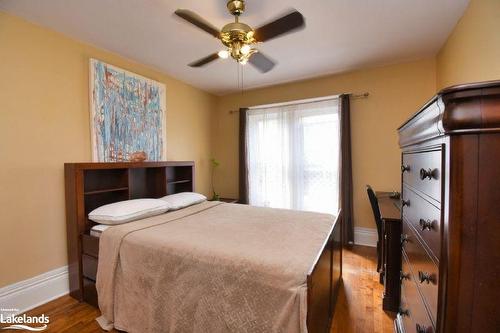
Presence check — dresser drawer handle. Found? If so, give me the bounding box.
[416,323,431,333]
[419,218,435,231]
[398,308,409,317]
[400,271,410,282]
[401,164,410,173]
[401,199,410,207]
[401,234,410,246]
[419,168,437,180]
[418,271,435,284]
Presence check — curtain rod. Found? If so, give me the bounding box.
[228,92,369,114]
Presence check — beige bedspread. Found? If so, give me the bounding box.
[96,201,335,333]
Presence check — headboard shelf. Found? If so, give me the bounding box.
[167,179,191,185]
[64,161,195,302]
[84,187,129,195]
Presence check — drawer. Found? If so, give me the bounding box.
[400,251,435,333]
[82,254,98,281]
[402,221,439,323]
[401,185,441,261]
[402,149,442,202]
[82,234,100,258]
[83,278,98,308]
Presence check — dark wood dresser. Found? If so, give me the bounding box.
[395,81,500,333]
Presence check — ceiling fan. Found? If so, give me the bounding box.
[174,0,305,73]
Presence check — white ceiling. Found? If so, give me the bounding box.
[0,0,469,95]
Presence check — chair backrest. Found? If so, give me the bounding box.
[366,185,383,237]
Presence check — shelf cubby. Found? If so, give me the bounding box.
[84,168,128,194]
[129,167,167,199]
[166,165,193,194]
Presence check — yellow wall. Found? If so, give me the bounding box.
[1,0,498,288]
[0,12,216,288]
[212,59,437,230]
[436,0,500,89]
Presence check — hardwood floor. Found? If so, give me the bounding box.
[331,246,395,333]
[10,246,394,333]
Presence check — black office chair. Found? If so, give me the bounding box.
[366,185,383,273]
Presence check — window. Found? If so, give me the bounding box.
[246,98,340,214]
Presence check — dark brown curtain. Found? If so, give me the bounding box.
[238,108,249,204]
[340,94,354,244]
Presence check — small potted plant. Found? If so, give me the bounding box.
[210,158,220,201]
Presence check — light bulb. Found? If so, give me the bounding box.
[218,50,229,59]
[240,59,248,65]
[240,44,251,55]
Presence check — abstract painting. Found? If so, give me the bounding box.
[89,59,166,162]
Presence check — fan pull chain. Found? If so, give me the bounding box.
[236,62,240,92]
[240,64,244,95]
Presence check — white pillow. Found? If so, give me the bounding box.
[88,199,170,225]
[159,192,207,210]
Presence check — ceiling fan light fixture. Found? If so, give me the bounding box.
[175,1,304,74]
[218,50,230,59]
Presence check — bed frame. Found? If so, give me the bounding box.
[64,161,342,333]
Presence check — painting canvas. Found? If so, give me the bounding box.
[89,59,166,162]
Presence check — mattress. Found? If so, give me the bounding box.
[90,224,111,238]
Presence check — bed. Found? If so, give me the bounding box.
[64,162,342,333]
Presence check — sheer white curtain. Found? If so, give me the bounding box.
[246,98,340,215]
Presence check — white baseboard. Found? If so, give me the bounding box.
[354,227,377,247]
[0,266,69,316]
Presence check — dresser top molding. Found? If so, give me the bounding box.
[398,80,500,147]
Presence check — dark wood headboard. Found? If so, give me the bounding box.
[64,161,194,302]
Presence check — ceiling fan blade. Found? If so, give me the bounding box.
[254,10,305,42]
[174,9,220,38]
[189,53,220,67]
[248,52,276,73]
